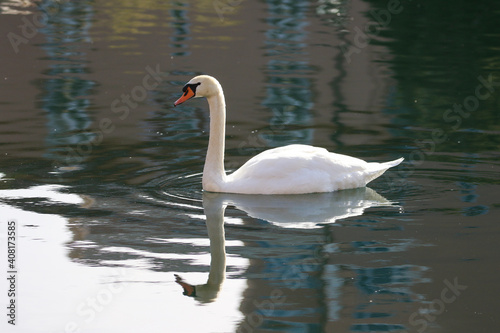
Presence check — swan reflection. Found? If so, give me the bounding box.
[175,192,227,303]
[175,187,395,302]
[220,187,394,229]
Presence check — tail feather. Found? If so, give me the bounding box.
[381,157,404,168]
[365,157,404,184]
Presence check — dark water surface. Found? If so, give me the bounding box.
[1,0,499,332]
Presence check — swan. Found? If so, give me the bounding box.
[174,75,403,194]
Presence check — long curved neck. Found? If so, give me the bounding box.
[205,198,226,289]
[203,89,227,191]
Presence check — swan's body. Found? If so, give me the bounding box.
[174,75,403,195]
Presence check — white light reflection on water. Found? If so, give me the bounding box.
[0,185,248,333]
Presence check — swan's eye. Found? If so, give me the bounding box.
[182,82,201,96]
[175,82,201,106]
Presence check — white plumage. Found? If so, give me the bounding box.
[174,75,403,195]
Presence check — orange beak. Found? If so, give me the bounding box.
[174,86,195,106]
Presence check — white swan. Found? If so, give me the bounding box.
[174,75,403,194]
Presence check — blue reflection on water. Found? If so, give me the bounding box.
[37,0,96,162]
[261,0,314,146]
[169,3,191,57]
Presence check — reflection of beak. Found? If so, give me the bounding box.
[174,86,195,106]
[174,274,197,297]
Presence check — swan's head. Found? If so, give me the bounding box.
[174,75,221,106]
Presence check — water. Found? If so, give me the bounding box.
[1,0,499,332]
